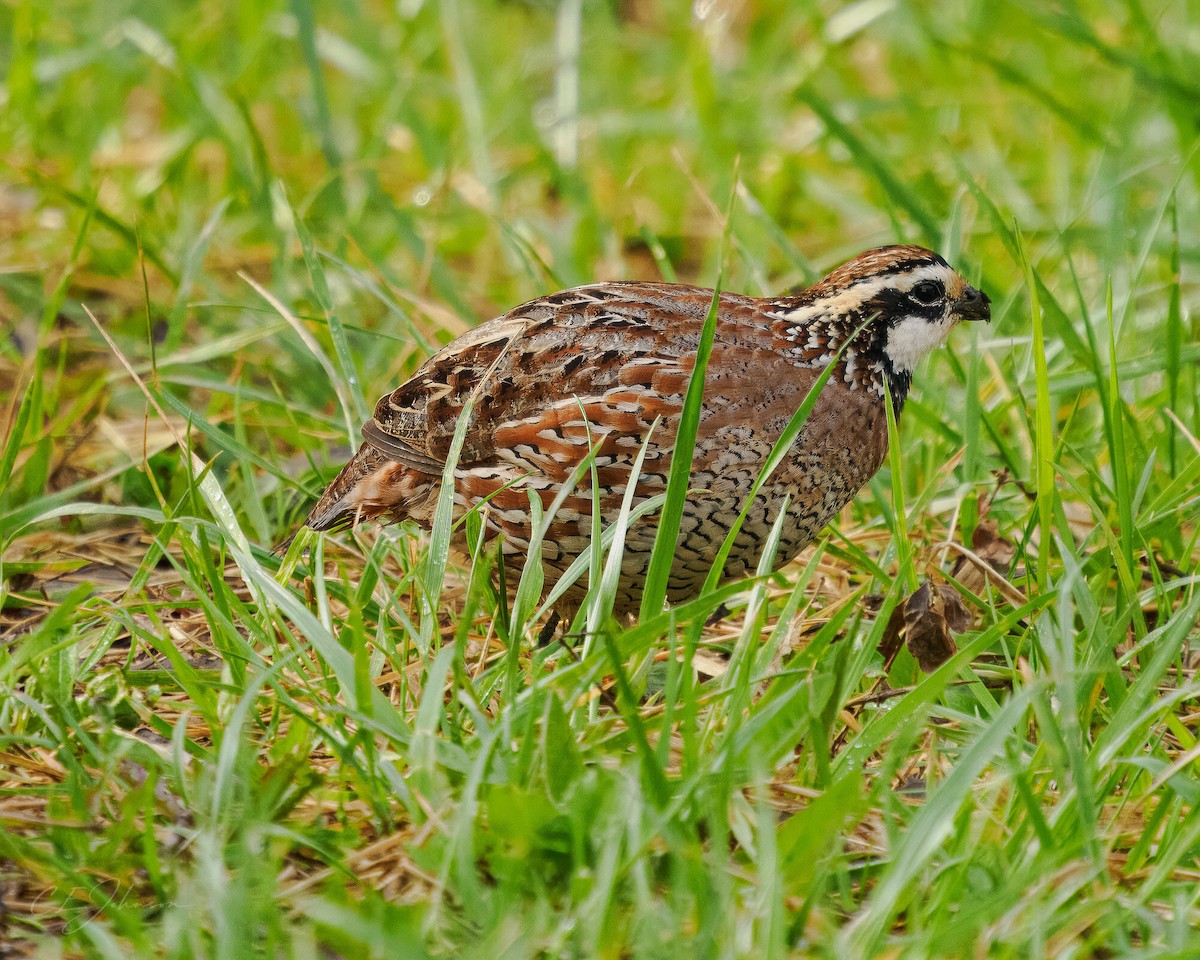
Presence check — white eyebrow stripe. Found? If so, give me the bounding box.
[777,263,955,324]
[888,263,954,290]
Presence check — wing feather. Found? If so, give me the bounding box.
[360,419,445,473]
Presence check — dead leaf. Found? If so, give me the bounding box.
[972,519,1017,568]
[950,519,1023,604]
[937,582,972,633]
[904,581,958,672]
[878,579,975,673]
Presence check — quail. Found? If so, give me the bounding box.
[303,245,990,614]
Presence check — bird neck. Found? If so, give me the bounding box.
[766,297,911,410]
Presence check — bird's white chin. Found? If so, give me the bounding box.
[884,315,953,373]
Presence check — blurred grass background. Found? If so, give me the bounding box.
[1,0,1199,956]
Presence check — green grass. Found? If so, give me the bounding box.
[2,0,1199,956]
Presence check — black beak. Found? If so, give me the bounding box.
[958,285,991,323]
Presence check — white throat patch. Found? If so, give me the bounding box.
[885,315,953,373]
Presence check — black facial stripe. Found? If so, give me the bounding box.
[868,288,943,324]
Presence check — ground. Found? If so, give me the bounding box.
[1,1,1199,957]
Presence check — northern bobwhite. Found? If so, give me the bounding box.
[304,245,990,614]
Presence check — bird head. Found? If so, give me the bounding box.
[775,244,990,400]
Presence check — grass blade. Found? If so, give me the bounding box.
[639,170,738,619]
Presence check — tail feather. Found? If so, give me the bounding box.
[304,442,390,532]
[301,439,441,540]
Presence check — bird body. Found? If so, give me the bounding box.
[305,245,989,614]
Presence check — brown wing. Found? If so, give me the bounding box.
[362,281,767,473]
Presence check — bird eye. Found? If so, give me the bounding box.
[910,280,945,305]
